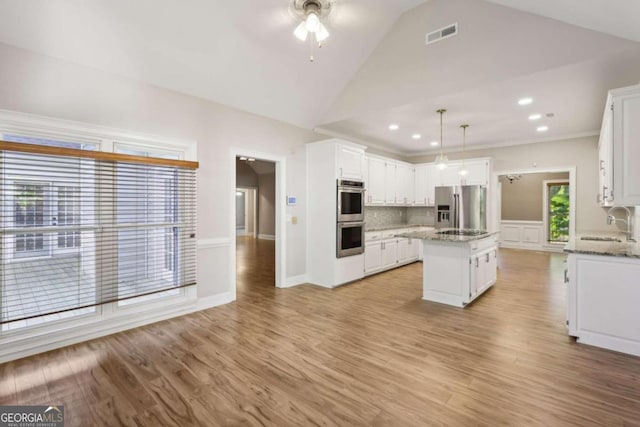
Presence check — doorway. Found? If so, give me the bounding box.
[232,153,283,296]
[495,167,575,252]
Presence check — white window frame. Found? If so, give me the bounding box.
[0,109,198,343]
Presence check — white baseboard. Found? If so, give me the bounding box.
[0,292,235,364]
[197,237,231,249]
[281,274,308,288]
[196,291,235,309]
[499,242,565,253]
[258,234,276,240]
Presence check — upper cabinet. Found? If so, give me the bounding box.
[599,85,640,206]
[414,164,431,206]
[337,144,366,180]
[366,156,386,205]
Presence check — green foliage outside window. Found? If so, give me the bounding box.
[549,184,570,242]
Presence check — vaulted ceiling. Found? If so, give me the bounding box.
[0,0,638,156]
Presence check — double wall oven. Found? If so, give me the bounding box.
[336,179,365,258]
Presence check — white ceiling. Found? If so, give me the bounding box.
[0,0,424,129]
[0,0,638,156]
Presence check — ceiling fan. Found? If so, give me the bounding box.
[291,0,334,61]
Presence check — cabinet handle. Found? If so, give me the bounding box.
[597,193,601,203]
[486,253,490,262]
[603,185,608,201]
[599,160,605,170]
[475,258,479,267]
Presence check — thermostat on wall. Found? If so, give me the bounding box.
[287,196,297,206]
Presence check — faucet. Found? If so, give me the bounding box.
[606,206,635,242]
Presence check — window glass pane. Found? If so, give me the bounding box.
[3,134,97,150]
[548,183,570,242]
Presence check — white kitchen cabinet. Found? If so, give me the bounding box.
[414,165,430,206]
[395,164,412,205]
[366,157,386,205]
[597,84,640,206]
[460,159,490,186]
[567,253,640,356]
[337,145,365,180]
[364,227,428,276]
[612,86,640,205]
[384,163,397,205]
[470,248,497,297]
[440,162,462,186]
[422,234,498,307]
[381,239,398,269]
[427,164,439,204]
[364,241,383,274]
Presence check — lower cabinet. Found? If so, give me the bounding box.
[364,236,419,276]
[567,253,640,356]
[470,248,498,297]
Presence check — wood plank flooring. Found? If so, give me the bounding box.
[1,237,640,426]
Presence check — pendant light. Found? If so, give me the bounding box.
[459,124,469,176]
[434,109,448,170]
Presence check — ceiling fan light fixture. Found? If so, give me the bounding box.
[294,21,308,41]
[305,12,320,32]
[315,22,330,42]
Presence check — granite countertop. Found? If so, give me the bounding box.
[564,232,640,258]
[398,229,500,243]
[365,224,434,232]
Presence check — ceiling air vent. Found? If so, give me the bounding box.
[426,23,458,45]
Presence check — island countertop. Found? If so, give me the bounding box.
[398,229,500,243]
[564,232,640,258]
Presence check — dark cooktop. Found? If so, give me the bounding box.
[436,229,488,236]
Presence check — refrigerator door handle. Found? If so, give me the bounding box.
[454,193,460,229]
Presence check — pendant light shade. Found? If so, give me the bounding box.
[435,109,448,170]
[459,124,469,176]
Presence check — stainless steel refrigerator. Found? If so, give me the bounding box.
[434,185,487,230]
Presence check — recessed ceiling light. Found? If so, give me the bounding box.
[430,141,439,146]
[518,97,533,106]
[239,156,247,160]
[528,114,542,121]
[248,158,256,162]
[388,124,399,131]
[412,134,422,140]
[537,126,549,132]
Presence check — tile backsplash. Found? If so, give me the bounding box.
[365,206,434,228]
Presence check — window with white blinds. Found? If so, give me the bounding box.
[0,140,198,328]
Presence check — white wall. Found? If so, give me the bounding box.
[0,42,323,299]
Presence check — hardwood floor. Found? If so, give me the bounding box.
[1,238,640,426]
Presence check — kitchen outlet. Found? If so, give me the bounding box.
[292,216,298,225]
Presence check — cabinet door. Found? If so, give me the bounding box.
[461,160,489,186]
[613,92,640,205]
[469,256,481,298]
[440,163,462,186]
[338,146,365,179]
[598,104,614,206]
[485,248,497,288]
[364,241,383,274]
[366,157,386,205]
[384,163,397,204]
[395,164,412,205]
[414,165,429,206]
[381,239,398,269]
[397,238,409,263]
[427,164,439,205]
[407,238,419,261]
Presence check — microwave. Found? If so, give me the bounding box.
[337,179,365,222]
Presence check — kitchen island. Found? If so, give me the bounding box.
[399,229,499,307]
[565,234,640,356]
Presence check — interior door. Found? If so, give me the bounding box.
[13,181,51,258]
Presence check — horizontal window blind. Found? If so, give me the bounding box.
[0,141,197,326]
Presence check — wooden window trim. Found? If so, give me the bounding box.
[0,140,199,169]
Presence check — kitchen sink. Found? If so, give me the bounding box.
[580,236,622,242]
